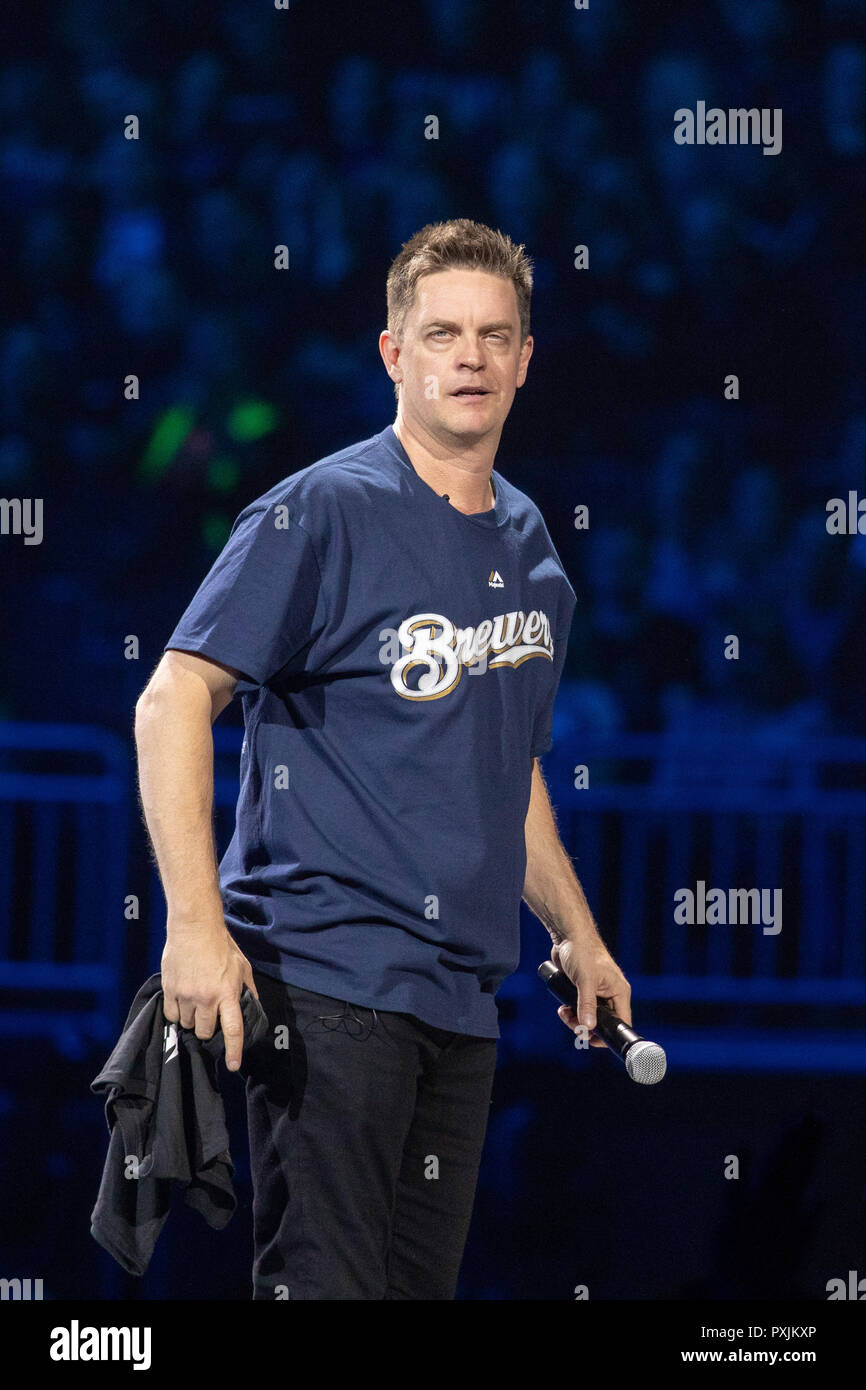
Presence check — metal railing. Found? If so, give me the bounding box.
[1,720,863,1062]
[0,722,130,1047]
[543,732,866,1005]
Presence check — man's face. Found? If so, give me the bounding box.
[383,268,533,445]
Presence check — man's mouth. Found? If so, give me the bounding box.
[451,387,490,397]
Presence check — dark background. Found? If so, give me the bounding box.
[1,0,864,1301]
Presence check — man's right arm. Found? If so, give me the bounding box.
[134,649,258,1070]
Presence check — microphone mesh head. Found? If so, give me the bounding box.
[625,1040,667,1085]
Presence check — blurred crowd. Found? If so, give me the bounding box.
[2,0,865,735]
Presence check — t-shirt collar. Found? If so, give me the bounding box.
[382,424,509,529]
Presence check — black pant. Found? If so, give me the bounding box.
[240,969,498,1300]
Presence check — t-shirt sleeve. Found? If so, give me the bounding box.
[163,500,325,688]
[530,621,571,759]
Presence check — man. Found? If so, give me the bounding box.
[134,218,631,1300]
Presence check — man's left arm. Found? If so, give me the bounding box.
[523,757,631,1046]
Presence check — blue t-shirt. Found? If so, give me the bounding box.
[164,424,576,1037]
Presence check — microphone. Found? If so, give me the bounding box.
[537,961,667,1085]
[442,493,450,501]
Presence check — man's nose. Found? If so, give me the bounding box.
[457,339,486,366]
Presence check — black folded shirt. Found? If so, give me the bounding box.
[89,973,268,1277]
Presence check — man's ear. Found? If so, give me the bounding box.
[516,333,534,387]
[379,328,401,382]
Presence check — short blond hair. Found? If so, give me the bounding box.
[386,219,533,398]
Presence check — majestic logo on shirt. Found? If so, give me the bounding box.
[488,570,504,588]
[390,609,554,701]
